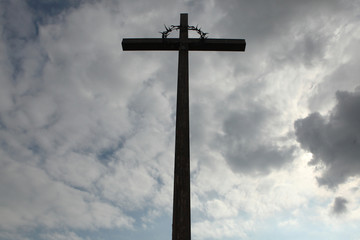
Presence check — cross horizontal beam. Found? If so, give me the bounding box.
[122,38,246,51]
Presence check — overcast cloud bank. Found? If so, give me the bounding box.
[1,0,360,240]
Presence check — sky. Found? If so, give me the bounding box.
[1,0,360,239]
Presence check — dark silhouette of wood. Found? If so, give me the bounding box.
[122,38,246,51]
[172,13,191,240]
[122,13,245,240]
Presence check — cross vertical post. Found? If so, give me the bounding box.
[172,13,190,240]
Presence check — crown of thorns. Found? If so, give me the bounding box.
[160,25,208,39]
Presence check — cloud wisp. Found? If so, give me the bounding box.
[331,197,349,215]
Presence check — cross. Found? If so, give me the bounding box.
[122,13,245,240]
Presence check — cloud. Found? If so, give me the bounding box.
[217,101,294,175]
[40,231,84,240]
[205,199,238,219]
[308,37,360,113]
[192,218,251,240]
[26,0,82,20]
[331,197,348,215]
[294,90,360,188]
[1,0,36,39]
[184,0,357,177]
[0,155,134,231]
[2,0,360,239]
[0,0,171,233]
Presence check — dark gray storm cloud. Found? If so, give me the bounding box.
[295,90,360,188]
[218,102,294,175]
[331,197,348,215]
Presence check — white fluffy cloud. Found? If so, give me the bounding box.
[0,155,134,231]
[0,0,164,234]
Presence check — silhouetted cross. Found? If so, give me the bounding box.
[122,13,246,240]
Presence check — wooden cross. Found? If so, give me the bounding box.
[122,13,245,240]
